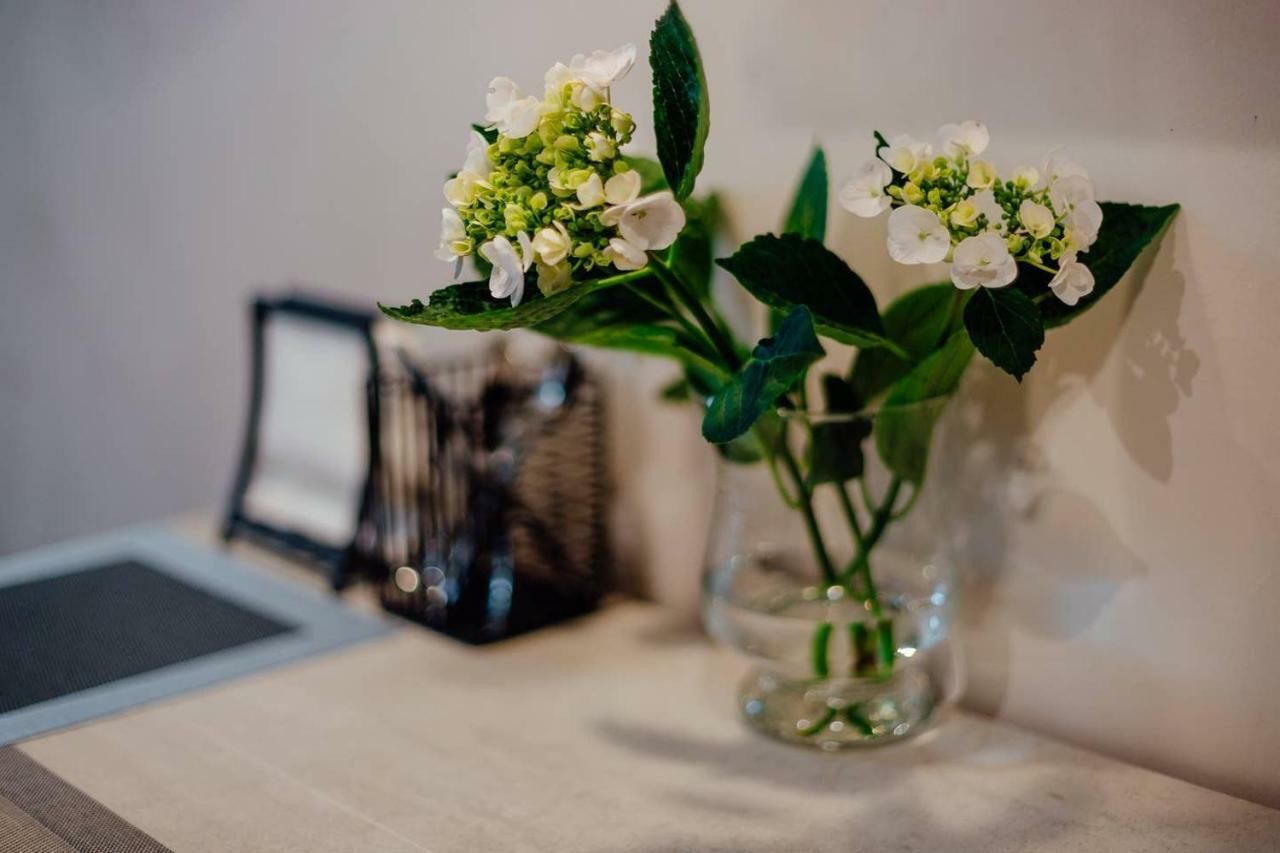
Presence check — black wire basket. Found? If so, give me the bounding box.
[360,343,609,643]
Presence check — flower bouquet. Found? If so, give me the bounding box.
[383,1,1178,746]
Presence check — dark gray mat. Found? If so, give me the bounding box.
[0,527,393,744]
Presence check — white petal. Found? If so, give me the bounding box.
[575,172,605,208]
[1038,147,1088,188]
[532,223,570,266]
[837,160,892,217]
[570,44,636,89]
[485,77,522,124]
[951,233,1016,289]
[544,62,575,96]
[435,208,465,261]
[600,205,626,228]
[1049,174,1095,216]
[618,191,686,251]
[1049,259,1095,306]
[1066,199,1103,248]
[971,189,1005,232]
[481,236,526,305]
[462,131,492,178]
[603,237,647,271]
[938,120,989,158]
[604,171,642,205]
[517,231,535,272]
[886,205,949,265]
[536,261,572,295]
[1018,200,1055,239]
[502,96,544,139]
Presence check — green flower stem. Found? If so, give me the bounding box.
[777,442,839,587]
[836,484,866,550]
[797,707,837,737]
[622,280,719,364]
[810,621,833,678]
[649,256,742,370]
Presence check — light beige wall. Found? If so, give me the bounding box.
[2,0,1277,805]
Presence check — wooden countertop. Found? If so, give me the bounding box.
[14,525,1279,852]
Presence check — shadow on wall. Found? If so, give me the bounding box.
[928,227,1197,714]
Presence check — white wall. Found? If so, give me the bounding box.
[3,0,1278,806]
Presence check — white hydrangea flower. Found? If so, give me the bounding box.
[1065,199,1103,250]
[443,170,484,207]
[484,76,544,139]
[480,232,534,306]
[950,232,1017,290]
[613,191,686,251]
[1018,199,1055,240]
[603,237,647,270]
[435,208,468,277]
[838,159,892,217]
[532,222,571,266]
[886,205,950,265]
[884,134,932,174]
[574,172,606,208]
[585,131,617,162]
[461,130,492,178]
[569,44,636,89]
[604,171,642,206]
[938,120,990,159]
[1049,255,1095,305]
[1039,147,1088,187]
[1012,165,1039,188]
[536,260,572,295]
[966,159,998,189]
[1049,174,1094,216]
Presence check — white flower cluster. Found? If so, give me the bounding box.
[840,121,1103,306]
[436,44,685,307]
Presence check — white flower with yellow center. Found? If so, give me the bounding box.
[966,159,998,189]
[950,232,1017,290]
[574,172,606,208]
[1049,254,1096,305]
[532,222,571,266]
[435,208,468,276]
[484,77,544,139]
[884,134,932,174]
[603,237,647,271]
[1018,199,1055,240]
[838,160,892,218]
[1039,147,1088,188]
[1012,166,1039,189]
[585,131,617,162]
[480,232,534,306]
[887,205,950,265]
[604,171,642,206]
[569,44,636,90]
[938,120,989,159]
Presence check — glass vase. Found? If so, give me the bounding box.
[702,409,961,749]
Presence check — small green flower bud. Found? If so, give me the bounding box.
[903,182,925,205]
[529,192,548,211]
[1006,234,1025,255]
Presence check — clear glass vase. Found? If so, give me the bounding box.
[702,409,961,749]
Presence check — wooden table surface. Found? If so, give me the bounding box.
[13,526,1280,852]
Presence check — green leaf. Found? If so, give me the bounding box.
[702,306,824,444]
[806,375,870,486]
[621,155,669,194]
[782,146,827,241]
[471,123,498,144]
[659,376,691,403]
[963,287,1045,381]
[875,329,975,483]
[718,233,894,351]
[670,193,723,298]
[650,1,709,200]
[1038,202,1179,328]
[849,284,965,402]
[381,274,627,332]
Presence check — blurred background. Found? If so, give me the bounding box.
[2,0,1278,806]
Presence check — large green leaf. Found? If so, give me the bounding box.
[806,374,870,486]
[381,270,637,332]
[702,306,824,444]
[650,1,709,200]
[1038,202,1179,328]
[964,287,1045,381]
[849,284,965,401]
[875,329,975,483]
[717,233,894,351]
[783,146,828,241]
